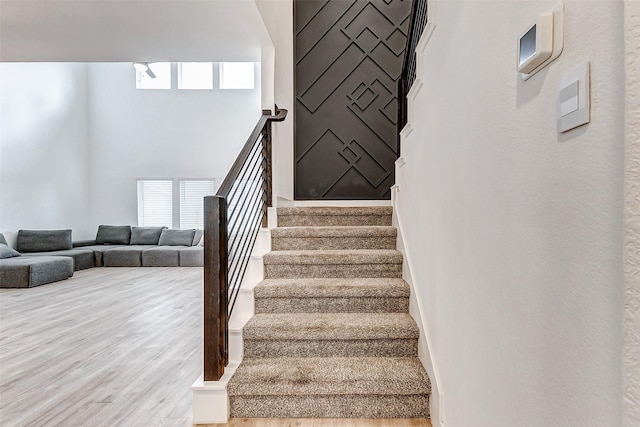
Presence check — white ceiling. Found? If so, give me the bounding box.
[0,0,272,62]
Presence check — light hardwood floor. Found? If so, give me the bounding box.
[0,267,203,427]
[200,419,432,427]
[0,268,432,427]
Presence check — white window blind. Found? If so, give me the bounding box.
[137,180,173,227]
[180,180,216,229]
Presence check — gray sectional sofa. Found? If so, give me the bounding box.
[0,226,204,288]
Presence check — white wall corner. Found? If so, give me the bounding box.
[261,46,276,111]
[191,362,239,424]
[393,205,443,426]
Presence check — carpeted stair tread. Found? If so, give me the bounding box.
[277,207,392,227]
[277,206,393,217]
[254,278,410,313]
[255,278,410,298]
[263,249,403,265]
[271,226,397,250]
[243,313,419,341]
[228,356,430,397]
[271,226,397,238]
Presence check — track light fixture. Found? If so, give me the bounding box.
[132,62,156,79]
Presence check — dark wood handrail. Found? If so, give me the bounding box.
[204,107,287,382]
[217,108,287,197]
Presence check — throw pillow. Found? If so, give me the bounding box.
[96,225,132,245]
[192,229,204,246]
[158,229,196,246]
[16,229,73,253]
[0,244,21,259]
[130,226,166,245]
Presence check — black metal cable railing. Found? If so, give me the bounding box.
[398,0,429,144]
[203,108,287,381]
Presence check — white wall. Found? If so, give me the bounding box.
[395,1,624,426]
[624,1,640,425]
[87,62,262,229]
[0,63,92,242]
[255,0,295,202]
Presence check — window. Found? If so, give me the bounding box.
[178,62,213,90]
[220,62,255,89]
[135,62,171,89]
[137,180,173,227]
[179,180,217,229]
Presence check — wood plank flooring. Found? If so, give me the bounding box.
[0,267,432,427]
[0,267,203,427]
[200,419,432,427]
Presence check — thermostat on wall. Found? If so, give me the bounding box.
[518,4,564,80]
[517,13,553,74]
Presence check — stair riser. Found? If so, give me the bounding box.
[243,339,418,358]
[230,394,429,418]
[264,264,402,279]
[278,215,391,227]
[254,297,409,313]
[272,236,396,251]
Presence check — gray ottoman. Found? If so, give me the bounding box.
[23,249,95,271]
[0,256,74,288]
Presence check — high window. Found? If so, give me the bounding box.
[219,62,255,89]
[135,62,171,90]
[178,62,214,90]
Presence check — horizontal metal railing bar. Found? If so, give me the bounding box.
[228,187,264,246]
[228,211,265,314]
[226,141,263,203]
[227,195,264,271]
[227,182,263,241]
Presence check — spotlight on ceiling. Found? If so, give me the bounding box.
[133,62,156,79]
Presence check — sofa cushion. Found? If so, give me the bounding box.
[130,226,166,245]
[16,229,73,253]
[96,225,131,245]
[158,229,196,246]
[179,246,204,267]
[77,245,125,267]
[142,247,180,267]
[103,246,154,267]
[0,233,8,246]
[0,244,21,259]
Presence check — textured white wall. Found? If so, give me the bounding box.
[395,1,624,426]
[624,1,640,425]
[87,62,262,229]
[255,0,295,202]
[0,63,93,241]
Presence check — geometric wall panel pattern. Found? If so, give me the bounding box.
[295,0,411,200]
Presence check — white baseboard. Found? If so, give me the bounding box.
[392,186,443,426]
[191,362,239,424]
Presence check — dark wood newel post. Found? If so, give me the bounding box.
[203,195,228,381]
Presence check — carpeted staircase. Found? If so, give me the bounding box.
[227,206,431,419]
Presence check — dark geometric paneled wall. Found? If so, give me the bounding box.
[295,0,411,200]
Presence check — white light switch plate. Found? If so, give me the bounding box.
[558,61,590,133]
